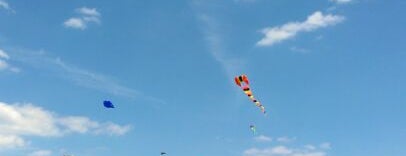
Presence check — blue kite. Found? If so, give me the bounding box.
[103,100,115,108]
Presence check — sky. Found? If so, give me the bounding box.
[0,0,405,156]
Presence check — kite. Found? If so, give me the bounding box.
[103,100,115,108]
[235,74,266,114]
[250,125,256,134]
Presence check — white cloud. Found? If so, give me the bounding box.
[244,146,292,156]
[94,122,132,136]
[59,116,100,134]
[272,146,293,155]
[257,11,345,46]
[0,103,60,137]
[305,145,316,150]
[83,16,101,24]
[0,0,15,13]
[235,0,257,3]
[64,18,86,30]
[64,7,101,30]
[28,150,52,156]
[244,145,329,156]
[0,102,131,149]
[0,59,8,70]
[0,49,19,72]
[319,142,331,150]
[0,0,9,10]
[0,49,10,70]
[276,137,296,143]
[290,46,309,53]
[330,0,352,4]
[244,137,330,156]
[0,49,10,59]
[59,117,131,136]
[76,7,100,17]
[9,67,20,73]
[0,135,25,148]
[0,59,19,72]
[254,135,272,142]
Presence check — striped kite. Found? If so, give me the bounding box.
[235,74,266,114]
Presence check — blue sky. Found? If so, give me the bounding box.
[0,0,405,156]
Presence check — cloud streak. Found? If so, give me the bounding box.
[290,46,309,54]
[197,13,245,78]
[0,135,25,148]
[234,0,257,3]
[54,58,140,98]
[330,0,352,4]
[245,136,331,156]
[10,48,141,98]
[257,11,344,46]
[244,144,330,156]
[254,135,272,142]
[0,49,20,73]
[64,7,101,30]
[64,18,87,30]
[0,0,10,10]
[5,47,166,103]
[0,102,131,149]
[76,7,100,17]
[276,137,296,143]
[28,150,52,156]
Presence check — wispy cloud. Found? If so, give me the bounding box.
[276,136,296,143]
[54,58,140,98]
[330,0,352,4]
[234,0,257,3]
[319,142,331,150]
[64,7,101,30]
[0,49,10,59]
[0,0,9,10]
[196,12,245,79]
[76,7,100,17]
[244,145,328,156]
[305,145,317,150]
[10,48,141,98]
[58,116,131,135]
[0,49,20,73]
[254,135,272,142]
[0,101,131,149]
[0,0,15,13]
[290,46,310,54]
[64,18,87,30]
[28,150,52,156]
[244,141,331,156]
[6,47,165,103]
[257,11,345,46]
[0,135,25,148]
